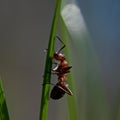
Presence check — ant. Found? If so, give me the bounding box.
[50,36,73,100]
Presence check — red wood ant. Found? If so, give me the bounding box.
[50,36,73,100]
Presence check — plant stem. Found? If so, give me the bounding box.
[39,0,61,120]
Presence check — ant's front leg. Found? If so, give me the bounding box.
[51,70,59,75]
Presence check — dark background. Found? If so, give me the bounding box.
[0,0,54,120]
[0,0,120,120]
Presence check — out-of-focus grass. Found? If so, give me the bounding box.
[0,79,9,120]
[60,0,109,120]
[59,16,78,120]
[116,95,120,120]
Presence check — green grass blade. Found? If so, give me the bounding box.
[39,0,61,120]
[59,16,78,120]
[116,105,120,120]
[60,1,109,120]
[0,80,10,120]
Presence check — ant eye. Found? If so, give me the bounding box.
[54,53,58,57]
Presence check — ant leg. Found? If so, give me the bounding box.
[56,36,66,53]
[51,70,58,74]
[52,59,59,70]
[52,65,58,71]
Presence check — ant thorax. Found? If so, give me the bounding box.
[60,60,68,67]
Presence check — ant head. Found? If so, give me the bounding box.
[54,52,65,61]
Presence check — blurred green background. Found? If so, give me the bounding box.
[0,0,120,120]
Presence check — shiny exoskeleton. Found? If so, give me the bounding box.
[50,36,73,100]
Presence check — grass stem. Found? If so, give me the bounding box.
[39,0,61,120]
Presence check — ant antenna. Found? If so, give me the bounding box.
[56,36,66,53]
